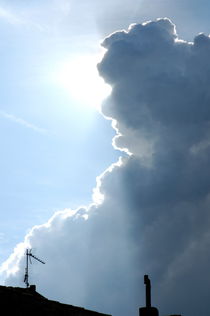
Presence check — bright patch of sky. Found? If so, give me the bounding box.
[0,0,120,266]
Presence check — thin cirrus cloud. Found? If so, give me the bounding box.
[2,18,210,316]
[0,6,23,25]
[0,5,47,31]
[0,110,48,134]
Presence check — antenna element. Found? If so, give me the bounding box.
[24,249,45,288]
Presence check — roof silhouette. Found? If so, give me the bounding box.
[0,284,111,316]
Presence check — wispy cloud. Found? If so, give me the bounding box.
[0,6,23,25]
[0,110,48,134]
[0,5,46,31]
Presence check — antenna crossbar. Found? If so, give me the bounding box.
[29,253,45,265]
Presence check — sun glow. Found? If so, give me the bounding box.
[54,54,111,110]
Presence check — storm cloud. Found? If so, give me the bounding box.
[2,18,210,316]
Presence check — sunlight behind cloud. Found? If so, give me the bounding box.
[53,54,112,110]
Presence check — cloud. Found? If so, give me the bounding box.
[0,6,24,25]
[2,18,210,316]
[0,4,48,31]
[0,110,48,134]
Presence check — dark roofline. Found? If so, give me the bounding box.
[0,285,111,316]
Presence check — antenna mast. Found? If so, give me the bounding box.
[24,249,45,288]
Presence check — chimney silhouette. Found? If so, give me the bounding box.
[139,275,159,316]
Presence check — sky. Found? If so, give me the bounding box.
[1,1,210,316]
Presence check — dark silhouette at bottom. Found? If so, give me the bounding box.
[139,275,181,316]
[0,284,111,316]
[139,275,159,316]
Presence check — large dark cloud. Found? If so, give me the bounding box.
[98,18,210,315]
[2,18,210,316]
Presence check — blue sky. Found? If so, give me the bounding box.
[1,1,210,316]
[0,0,121,264]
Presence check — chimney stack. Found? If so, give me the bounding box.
[139,275,159,316]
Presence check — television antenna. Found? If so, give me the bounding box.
[24,248,45,288]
